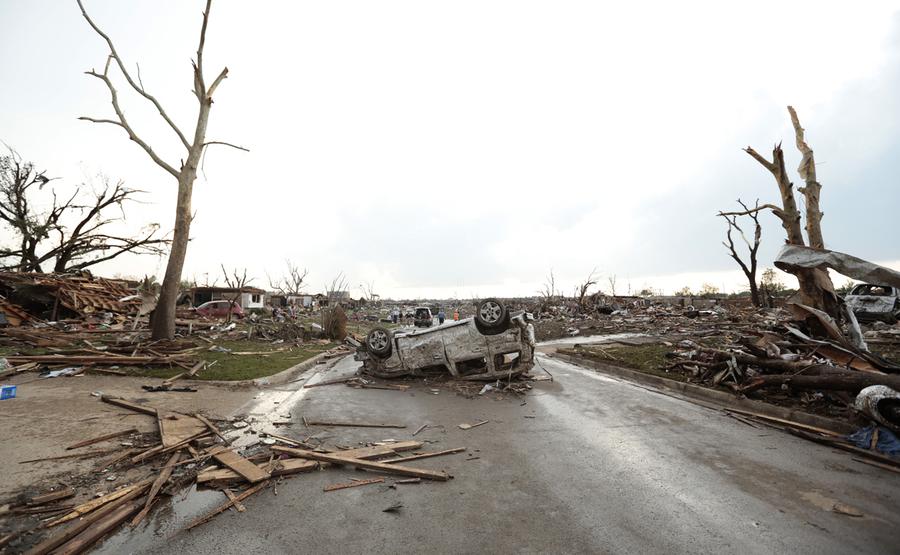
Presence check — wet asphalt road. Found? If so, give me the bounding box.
[96,354,900,555]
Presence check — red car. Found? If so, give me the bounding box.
[195,300,244,319]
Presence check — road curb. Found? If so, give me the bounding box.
[551,352,858,435]
[183,351,343,388]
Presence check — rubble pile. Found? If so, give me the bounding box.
[0,395,458,554]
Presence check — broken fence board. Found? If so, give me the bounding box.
[44,478,153,528]
[186,481,270,530]
[304,420,407,429]
[26,487,76,506]
[323,477,385,492]
[66,428,138,450]
[197,459,317,484]
[100,395,158,416]
[271,447,450,481]
[213,449,271,483]
[53,500,143,555]
[382,447,466,464]
[131,451,182,526]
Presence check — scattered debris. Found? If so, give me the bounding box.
[458,420,488,431]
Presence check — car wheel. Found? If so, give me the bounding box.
[366,327,393,358]
[475,298,510,335]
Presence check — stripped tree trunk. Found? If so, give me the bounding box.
[743,107,837,317]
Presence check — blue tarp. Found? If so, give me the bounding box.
[847,425,900,458]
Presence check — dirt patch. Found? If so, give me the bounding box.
[0,374,254,496]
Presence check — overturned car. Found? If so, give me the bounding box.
[355,299,536,380]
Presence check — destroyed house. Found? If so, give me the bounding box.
[0,271,140,323]
[189,286,266,310]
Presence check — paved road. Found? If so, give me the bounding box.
[97,354,900,554]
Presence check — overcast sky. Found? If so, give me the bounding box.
[1,1,898,299]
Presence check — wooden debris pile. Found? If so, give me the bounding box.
[2,396,461,553]
[0,271,141,322]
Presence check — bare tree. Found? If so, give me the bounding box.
[539,269,557,301]
[268,260,308,296]
[607,274,617,297]
[0,148,168,273]
[322,273,349,340]
[221,265,252,323]
[742,106,837,317]
[576,268,598,309]
[77,0,245,340]
[718,198,762,306]
[360,281,379,303]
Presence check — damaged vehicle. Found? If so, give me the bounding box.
[844,283,900,323]
[355,298,536,380]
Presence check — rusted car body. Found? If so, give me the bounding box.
[355,299,535,381]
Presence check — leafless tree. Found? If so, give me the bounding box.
[539,269,558,301]
[360,281,379,303]
[718,198,762,306]
[576,268,598,309]
[268,260,308,296]
[607,275,617,297]
[0,148,168,273]
[741,106,837,317]
[77,0,246,340]
[322,273,349,340]
[221,265,252,323]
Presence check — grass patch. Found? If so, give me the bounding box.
[561,343,687,382]
[120,339,336,382]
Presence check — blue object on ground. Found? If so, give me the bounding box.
[0,384,16,400]
[847,424,900,457]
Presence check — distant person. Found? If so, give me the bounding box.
[438,308,446,325]
[391,307,400,324]
[453,308,460,321]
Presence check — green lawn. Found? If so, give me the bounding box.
[560,343,685,382]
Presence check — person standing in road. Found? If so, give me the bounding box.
[453,308,460,321]
[438,308,446,325]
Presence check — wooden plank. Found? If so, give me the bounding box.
[158,411,207,448]
[271,440,423,460]
[53,500,143,555]
[100,395,158,416]
[19,448,120,464]
[45,479,153,527]
[382,447,466,464]
[724,408,841,437]
[194,413,229,444]
[66,428,138,450]
[26,486,76,506]
[130,451,182,526]
[23,487,147,555]
[197,458,317,484]
[185,481,270,530]
[271,447,450,481]
[222,489,245,512]
[323,477,385,492]
[304,420,407,429]
[213,449,271,483]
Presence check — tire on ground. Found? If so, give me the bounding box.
[474,298,510,335]
[365,327,393,358]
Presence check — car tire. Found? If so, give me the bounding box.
[366,327,393,358]
[475,298,510,335]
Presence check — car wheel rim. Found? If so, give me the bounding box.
[369,331,389,351]
[480,301,502,324]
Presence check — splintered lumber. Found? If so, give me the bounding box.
[132,431,211,464]
[24,488,148,555]
[158,411,207,448]
[303,376,355,388]
[19,448,121,464]
[66,428,138,450]
[131,451,182,526]
[383,447,466,464]
[101,395,158,416]
[741,372,900,394]
[271,440,423,461]
[213,449,271,483]
[272,447,450,481]
[45,478,153,527]
[304,420,407,429]
[26,486,76,505]
[323,477,385,492]
[723,408,841,437]
[194,413,229,444]
[197,458,317,484]
[186,481,270,530]
[53,500,143,555]
[221,489,245,512]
